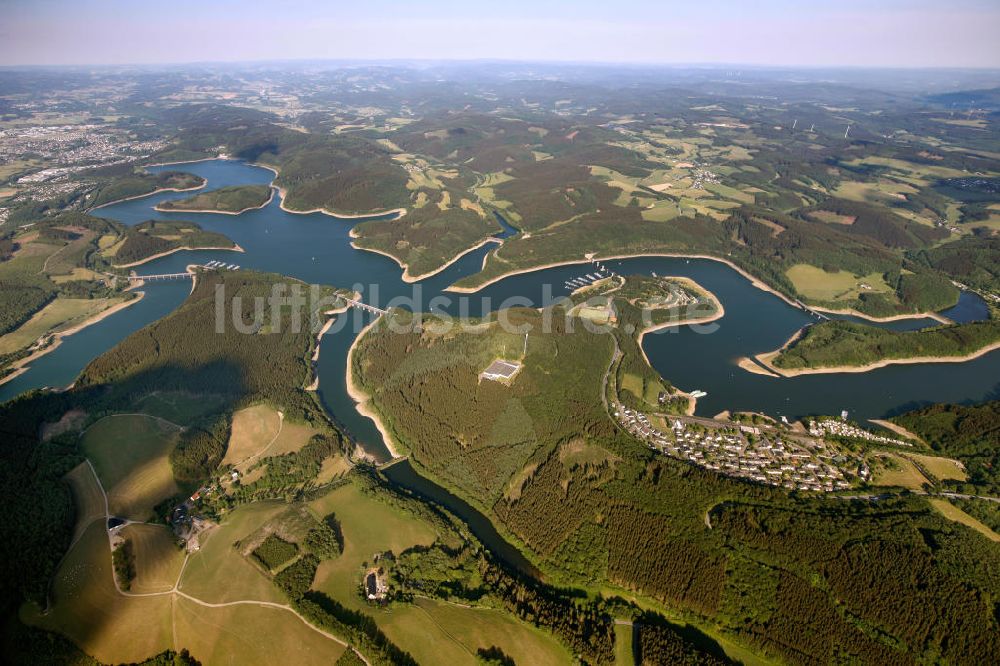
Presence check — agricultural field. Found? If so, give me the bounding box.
[872,453,929,490]
[63,462,108,545]
[23,520,174,664]
[620,372,665,406]
[785,264,891,303]
[80,414,182,521]
[118,523,185,594]
[377,596,572,666]
[904,452,968,481]
[310,482,438,605]
[171,598,348,665]
[0,297,124,355]
[26,501,347,665]
[179,502,289,605]
[223,404,284,467]
[309,480,571,666]
[614,622,634,666]
[133,391,229,424]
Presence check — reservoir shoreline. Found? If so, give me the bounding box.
[0,292,145,389]
[345,317,402,459]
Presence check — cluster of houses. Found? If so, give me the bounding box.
[689,167,720,191]
[614,404,857,492]
[807,419,912,447]
[643,278,700,310]
[934,219,962,234]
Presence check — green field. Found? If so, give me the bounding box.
[904,453,968,481]
[63,462,108,546]
[614,622,634,666]
[133,391,229,425]
[27,510,347,665]
[785,264,890,303]
[309,481,571,666]
[0,297,125,355]
[310,482,438,606]
[119,523,185,594]
[23,520,174,664]
[224,404,283,467]
[872,453,930,490]
[179,502,288,605]
[81,415,182,521]
[172,597,348,665]
[379,596,573,666]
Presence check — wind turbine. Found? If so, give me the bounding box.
[844,125,851,139]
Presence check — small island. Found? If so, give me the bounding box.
[108,220,241,267]
[757,318,1000,375]
[156,184,273,215]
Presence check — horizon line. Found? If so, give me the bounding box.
[2,56,1000,73]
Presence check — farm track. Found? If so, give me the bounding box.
[73,458,372,666]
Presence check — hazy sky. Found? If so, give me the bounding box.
[2,0,999,68]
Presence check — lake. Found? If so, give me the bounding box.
[5,158,999,459]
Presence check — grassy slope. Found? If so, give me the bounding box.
[22,520,174,664]
[81,415,182,521]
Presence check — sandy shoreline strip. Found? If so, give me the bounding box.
[112,243,244,269]
[305,297,356,391]
[351,233,501,283]
[145,155,231,168]
[153,187,276,216]
[444,251,957,324]
[811,305,952,324]
[626,277,726,416]
[345,317,402,459]
[736,356,781,377]
[869,419,926,445]
[276,184,406,220]
[752,332,1000,377]
[87,182,207,212]
[0,293,145,389]
[633,276,726,367]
